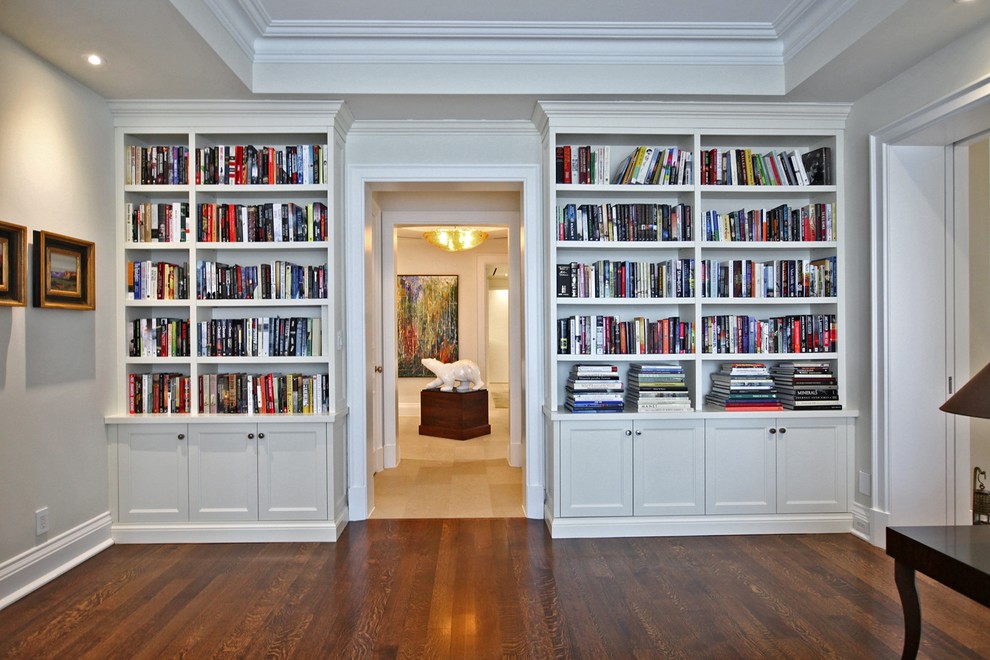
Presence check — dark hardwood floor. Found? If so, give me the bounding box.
[1,520,989,658]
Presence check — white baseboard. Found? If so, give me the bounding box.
[397,402,419,417]
[546,513,854,539]
[0,512,113,611]
[112,520,345,544]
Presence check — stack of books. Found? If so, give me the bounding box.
[565,364,624,413]
[771,362,841,410]
[626,363,692,412]
[706,362,783,411]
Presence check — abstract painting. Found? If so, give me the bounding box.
[396,275,458,377]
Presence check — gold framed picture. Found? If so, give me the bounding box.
[33,230,95,310]
[0,220,28,306]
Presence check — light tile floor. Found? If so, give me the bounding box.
[369,406,524,518]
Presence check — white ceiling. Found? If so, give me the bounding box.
[1,0,990,118]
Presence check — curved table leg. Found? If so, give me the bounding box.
[894,560,921,660]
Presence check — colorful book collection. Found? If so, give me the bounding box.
[196,260,327,301]
[703,203,836,242]
[555,145,831,187]
[126,145,189,186]
[126,260,188,301]
[196,316,322,358]
[197,372,328,415]
[196,202,329,243]
[699,257,837,299]
[557,203,692,242]
[701,314,836,355]
[700,147,832,186]
[771,362,841,410]
[125,202,190,243]
[128,317,190,358]
[195,144,327,185]
[625,363,692,412]
[556,259,695,299]
[558,315,695,356]
[127,373,191,414]
[706,363,783,412]
[565,364,624,413]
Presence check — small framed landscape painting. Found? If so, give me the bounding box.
[0,220,28,306]
[33,230,95,310]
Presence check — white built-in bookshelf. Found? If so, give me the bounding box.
[105,102,351,543]
[534,102,857,538]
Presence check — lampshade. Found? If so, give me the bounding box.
[941,361,990,419]
[423,227,488,252]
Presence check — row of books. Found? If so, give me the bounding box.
[701,314,836,355]
[195,144,328,185]
[626,363,692,412]
[196,260,327,301]
[706,363,783,411]
[771,362,840,410]
[555,145,611,185]
[125,202,190,243]
[556,259,695,299]
[558,315,695,356]
[126,260,189,301]
[698,257,837,299]
[198,372,329,414]
[700,147,832,186]
[702,203,836,242]
[565,363,624,412]
[613,147,694,186]
[557,203,693,242]
[124,371,331,415]
[196,317,323,358]
[125,146,190,186]
[196,202,329,243]
[128,318,190,358]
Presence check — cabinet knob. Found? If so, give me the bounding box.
[635,429,642,436]
[248,433,255,439]
[177,433,185,440]
[258,432,265,439]
[779,427,786,435]
[625,429,632,436]
[769,428,777,435]
[374,365,384,374]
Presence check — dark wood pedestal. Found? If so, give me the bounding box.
[419,389,491,440]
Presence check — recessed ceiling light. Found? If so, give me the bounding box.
[86,54,104,66]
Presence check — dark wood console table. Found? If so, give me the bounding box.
[419,389,490,440]
[886,525,990,659]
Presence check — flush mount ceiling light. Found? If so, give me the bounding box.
[423,227,489,252]
[85,53,104,66]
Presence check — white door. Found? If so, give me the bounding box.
[258,422,328,520]
[559,420,633,517]
[776,419,847,514]
[367,202,385,482]
[634,419,705,516]
[706,418,775,515]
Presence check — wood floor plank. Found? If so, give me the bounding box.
[2,521,990,659]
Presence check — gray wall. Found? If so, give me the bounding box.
[0,34,115,563]
[845,21,990,511]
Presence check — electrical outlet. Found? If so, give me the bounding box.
[35,507,50,536]
[858,471,872,497]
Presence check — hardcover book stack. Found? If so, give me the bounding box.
[626,363,692,412]
[565,363,624,413]
[771,362,841,410]
[706,362,783,411]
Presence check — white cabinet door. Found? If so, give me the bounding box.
[706,419,775,515]
[634,419,705,516]
[188,423,258,521]
[559,420,633,517]
[776,419,848,514]
[258,422,328,520]
[117,424,188,522]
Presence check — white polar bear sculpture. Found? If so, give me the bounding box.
[421,358,485,392]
